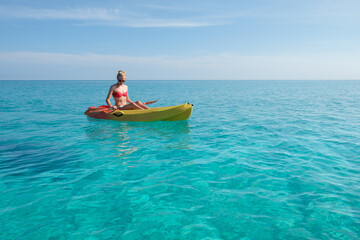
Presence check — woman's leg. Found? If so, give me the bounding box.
[118,101,150,110]
[135,101,150,109]
[120,102,143,110]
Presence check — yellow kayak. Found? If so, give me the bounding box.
[84,103,193,122]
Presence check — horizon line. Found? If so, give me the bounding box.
[2,79,360,81]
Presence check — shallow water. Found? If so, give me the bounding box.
[1,80,360,239]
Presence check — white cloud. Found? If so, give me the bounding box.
[0,6,116,20]
[1,51,359,80]
[315,0,360,17]
[1,1,360,27]
[0,5,227,28]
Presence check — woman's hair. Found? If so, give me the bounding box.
[117,70,126,81]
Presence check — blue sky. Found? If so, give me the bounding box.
[0,0,360,80]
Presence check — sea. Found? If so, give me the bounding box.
[1,80,360,240]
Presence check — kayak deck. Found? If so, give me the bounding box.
[85,103,193,122]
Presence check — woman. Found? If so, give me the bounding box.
[106,70,156,110]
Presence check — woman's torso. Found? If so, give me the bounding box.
[112,84,128,105]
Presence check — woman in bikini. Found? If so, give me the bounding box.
[106,70,156,110]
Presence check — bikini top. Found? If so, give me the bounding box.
[112,91,128,98]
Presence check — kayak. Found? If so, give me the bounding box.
[84,103,193,122]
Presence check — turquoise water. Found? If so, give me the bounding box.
[1,80,360,239]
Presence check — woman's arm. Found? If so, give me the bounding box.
[106,86,114,107]
[125,86,133,104]
[126,95,133,104]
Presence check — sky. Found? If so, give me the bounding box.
[0,0,360,80]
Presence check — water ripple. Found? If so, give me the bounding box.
[1,80,360,239]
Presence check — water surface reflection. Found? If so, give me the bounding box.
[85,119,192,157]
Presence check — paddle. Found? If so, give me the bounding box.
[144,100,158,105]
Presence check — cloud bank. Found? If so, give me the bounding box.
[0,5,227,28]
[1,51,359,80]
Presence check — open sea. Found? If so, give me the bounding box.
[1,80,360,240]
